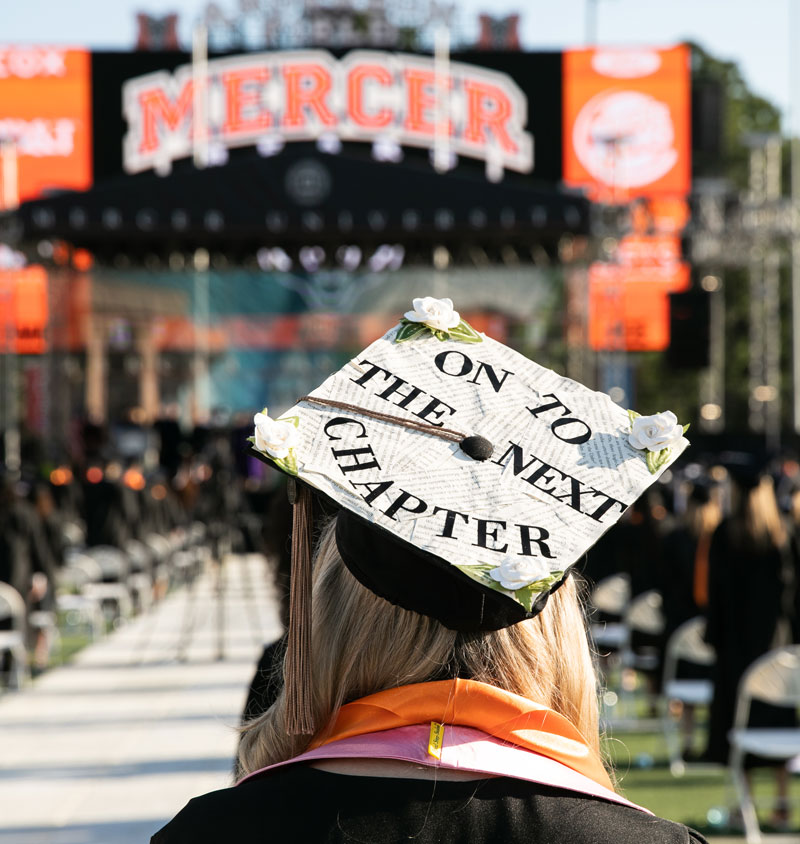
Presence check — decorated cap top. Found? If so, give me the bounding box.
[250,296,689,632]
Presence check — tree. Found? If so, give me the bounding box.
[689,41,781,190]
[636,43,787,440]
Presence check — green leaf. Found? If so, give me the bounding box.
[394,316,482,344]
[249,444,298,476]
[447,319,483,344]
[278,414,300,428]
[457,563,497,574]
[246,435,255,444]
[514,584,537,612]
[627,409,641,426]
[453,563,506,593]
[645,447,672,475]
[454,564,564,610]
[514,573,564,611]
[394,321,428,343]
[271,449,298,476]
[682,423,691,434]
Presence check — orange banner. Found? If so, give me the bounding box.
[0,47,92,203]
[563,46,690,200]
[588,263,689,352]
[0,265,49,354]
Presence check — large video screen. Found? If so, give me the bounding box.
[0,47,93,202]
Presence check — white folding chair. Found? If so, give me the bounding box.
[56,555,107,641]
[81,547,134,623]
[0,582,29,690]
[144,533,173,591]
[591,578,665,728]
[728,645,800,843]
[590,573,631,653]
[661,616,716,775]
[28,609,61,669]
[613,589,666,677]
[624,590,665,656]
[602,589,666,728]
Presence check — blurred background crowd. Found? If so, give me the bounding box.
[0,408,279,669]
[3,0,800,839]
[6,400,800,837]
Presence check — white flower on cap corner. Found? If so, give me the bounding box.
[253,411,299,459]
[627,409,689,475]
[489,556,552,592]
[404,297,461,332]
[628,411,684,453]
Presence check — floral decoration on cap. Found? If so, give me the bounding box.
[448,557,563,611]
[484,558,563,610]
[627,409,689,475]
[251,410,300,475]
[396,296,482,344]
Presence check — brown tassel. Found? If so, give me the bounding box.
[285,478,315,735]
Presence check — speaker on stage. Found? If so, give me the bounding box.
[667,290,711,368]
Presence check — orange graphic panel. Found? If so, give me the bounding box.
[0,265,49,354]
[563,46,690,200]
[0,48,92,203]
[615,234,683,267]
[648,195,690,233]
[588,262,689,351]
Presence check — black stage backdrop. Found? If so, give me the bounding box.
[6,50,578,256]
[90,50,564,187]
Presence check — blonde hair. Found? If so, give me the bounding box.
[238,518,602,777]
[686,495,722,539]
[744,475,787,549]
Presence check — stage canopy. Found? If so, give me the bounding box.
[5,144,589,266]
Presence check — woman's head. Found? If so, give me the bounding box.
[743,474,787,548]
[238,516,601,776]
[685,482,721,538]
[727,472,787,550]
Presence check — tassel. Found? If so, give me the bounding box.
[285,478,315,735]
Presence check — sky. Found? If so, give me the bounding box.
[2,0,799,131]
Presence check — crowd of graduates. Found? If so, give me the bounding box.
[0,409,283,675]
[586,451,800,824]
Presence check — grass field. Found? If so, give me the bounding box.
[602,713,800,838]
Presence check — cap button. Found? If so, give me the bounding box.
[460,435,494,462]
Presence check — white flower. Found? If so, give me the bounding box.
[489,557,551,591]
[253,412,299,459]
[629,411,684,453]
[404,297,460,332]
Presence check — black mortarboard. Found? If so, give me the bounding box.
[720,451,767,491]
[250,296,690,732]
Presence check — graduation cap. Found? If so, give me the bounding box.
[718,451,770,490]
[250,296,690,733]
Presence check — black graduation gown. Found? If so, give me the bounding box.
[660,525,700,638]
[151,765,708,844]
[704,519,796,764]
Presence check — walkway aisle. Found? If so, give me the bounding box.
[0,554,281,844]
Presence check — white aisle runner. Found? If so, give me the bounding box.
[0,554,281,844]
